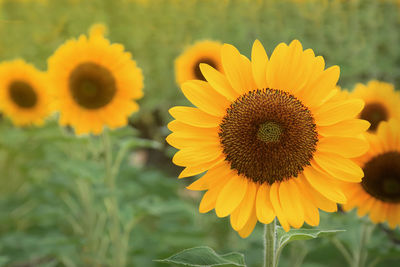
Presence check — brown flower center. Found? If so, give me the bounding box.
[193,58,217,81]
[69,62,117,109]
[359,102,388,132]
[361,151,400,203]
[219,89,318,185]
[9,80,38,108]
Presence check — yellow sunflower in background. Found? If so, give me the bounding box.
[0,59,52,126]
[175,40,223,84]
[351,80,400,132]
[342,119,400,228]
[167,40,370,238]
[48,24,143,135]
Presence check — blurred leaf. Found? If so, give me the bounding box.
[156,246,245,267]
[276,227,345,262]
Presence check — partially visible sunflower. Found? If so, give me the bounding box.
[0,59,52,126]
[342,119,400,228]
[175,40,223,84]
[351,80,400,132]
[48,24,143,135]
[167,40,370,238]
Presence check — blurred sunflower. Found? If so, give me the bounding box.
[48,24,143,135]
[167,40,370,237]
[351,80,400,132]
[342,119,400,228]
[175,40,223,84]
[0,59,52,126]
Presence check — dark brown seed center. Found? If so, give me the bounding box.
[359,102,388,132]
[193,58,217,81]
[9,80,38,108]
[362,151,400,203]
[69,62,117,109]
[219,89,318,185]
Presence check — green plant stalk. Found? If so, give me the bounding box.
[331,237,353,266]
[352,222,374,267]
[102,130,124,267]
[102,129,114,189]
[264,219,277,267]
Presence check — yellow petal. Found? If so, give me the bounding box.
[169,107,221,128]
[178,155,225,179]
[318,119,370,137]
[256,183,275,224]
[265,42,288,90]
[293,180,320,227]
[181,80,230,117]
[387,205,400,229]
[279,180,305,228]
[369,201,386,224]
[357,196,374,217]
[251,40,268,89]
[215,175,248,217]
[303,165,346,203]
[167,120,219,135]
[269,182,290,231]
[301,198,320,227]
[200,63,239,101]
[237,209,258,238]
[296,174,338,212]
[313,152,364,182]
[230,182,257,231]
[314,99,365,126]
[199,185,224,213]
[221,44,257,94]
[166,132,219,149]
[186,162,234,190]
[289,48,316,94]
[302,66,340,108]
[172,145,222,166]
[276,40,303,93]
[317,136,369,158]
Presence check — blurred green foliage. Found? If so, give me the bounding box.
[0,0,399,266]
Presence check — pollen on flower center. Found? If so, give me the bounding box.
[219,88,318,185]
[9,80,38,108]
[360,102,388,131]
[361,151,400,203]
[193,58,217,81]
[69,62,117,109]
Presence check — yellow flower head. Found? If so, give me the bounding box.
[48,23,143,135]
[342,119,400,228]
[0,59,52,126]
[167,40,370,238]
[351,80,400,132]
[175,40,223,84]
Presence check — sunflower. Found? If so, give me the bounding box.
[0,59,52,126]
[351,80,400,132]
[175,40,223,84]
[47,24,143,135]
[342,119,400,228]
[167,40,370,238]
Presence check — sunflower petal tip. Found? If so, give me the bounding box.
[89,23,108,37]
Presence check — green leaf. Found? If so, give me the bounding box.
[276,227,345,263]
[155,246,246,267]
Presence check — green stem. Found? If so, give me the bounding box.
[102,130,114,189]
[353,222,374,267]
[102,130,122,267]
[331,237,353,266]
[263,219,277,267]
